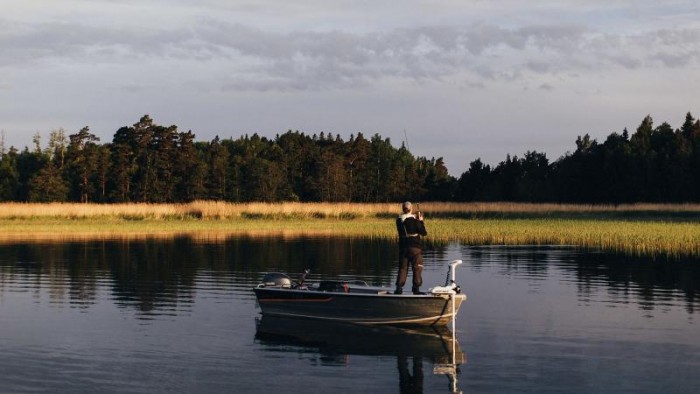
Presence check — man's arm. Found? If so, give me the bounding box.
[407,217,427,236]
[417,220,427,236]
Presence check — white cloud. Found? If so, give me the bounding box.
[2,0,700,171]
[4,17,700,93]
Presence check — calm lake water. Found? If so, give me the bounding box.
[1,237,699,393]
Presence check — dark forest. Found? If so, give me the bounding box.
[1,112,699,203]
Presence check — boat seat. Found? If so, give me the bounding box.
[317,280,350,292]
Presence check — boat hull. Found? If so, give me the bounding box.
[253,287,466,326]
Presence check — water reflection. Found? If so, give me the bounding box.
[255,316,464,393]
[1,239,700,318]
[0,237,399,316]
[1,238,699,393]
[460,245,700,315]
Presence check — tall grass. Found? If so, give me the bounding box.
[429,219,700,258]
[1,202,700,258]
[0,201,389,220]
[3,201,700,220]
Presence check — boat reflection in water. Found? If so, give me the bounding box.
[255,316,465,393]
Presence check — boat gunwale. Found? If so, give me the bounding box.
[253,286,467,301]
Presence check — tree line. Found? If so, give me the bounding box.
[0,115,451,203]
[456,112,700,203]
[1,112,699,203]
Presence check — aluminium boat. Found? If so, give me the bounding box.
[253,260,467,327]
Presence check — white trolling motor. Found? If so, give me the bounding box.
[430,260,463,295]
[431,259,465,389]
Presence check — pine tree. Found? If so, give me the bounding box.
[67,126,100,203]
[29,161,68,202]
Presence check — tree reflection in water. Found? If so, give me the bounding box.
[462,245,700,315]
[0,236,398,314]
[0,238,698,317]
[2,238,699,393]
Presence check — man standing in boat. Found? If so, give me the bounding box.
[395,201,427,295]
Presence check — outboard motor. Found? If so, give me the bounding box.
[296,268,310,288]
[260,273,293,288]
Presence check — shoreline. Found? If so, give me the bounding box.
[2,216,699,258]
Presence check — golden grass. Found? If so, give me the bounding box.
[1,202,699,258]
[3,201,700,220]
[429,219,700,258]
[0,201,390,219]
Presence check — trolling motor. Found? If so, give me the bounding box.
[431,259,465,391]
[430,260,463,295]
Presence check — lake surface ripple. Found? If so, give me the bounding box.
[1,237,699,393]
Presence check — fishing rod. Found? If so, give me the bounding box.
[403,128,410,152]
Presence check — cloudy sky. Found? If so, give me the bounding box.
[2,0,700,174]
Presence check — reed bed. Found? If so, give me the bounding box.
[3,201,700,220]
[428,219,700,258]
[1,202,700,257]
[0,201,390,220]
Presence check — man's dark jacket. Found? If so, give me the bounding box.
[396,213,427,249]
